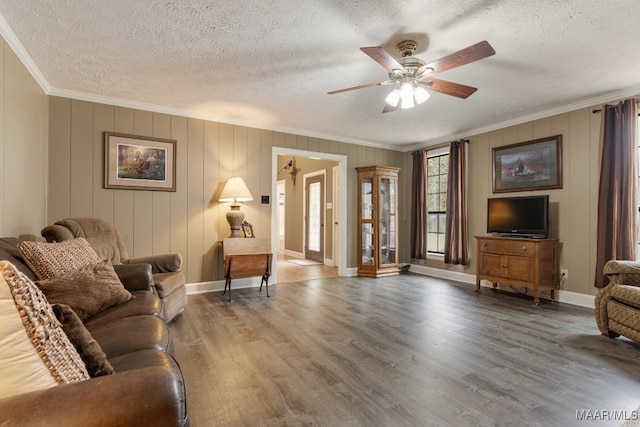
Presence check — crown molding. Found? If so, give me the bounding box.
[48,86,401,151]
[0,13,50,92]
[401,87,640,151]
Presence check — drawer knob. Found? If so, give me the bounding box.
[522,246,527,251]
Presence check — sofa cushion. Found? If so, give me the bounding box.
[154,271,185,296]
[0,261,89,398]
[35,261,134,320]
[83,290,162,328]
[108,348,181,373]
[88,314,171,358]
[18,238,102,280]
[611,285,640,310]
[52,303,115,377]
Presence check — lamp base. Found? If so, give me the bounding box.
[226,205,245,238]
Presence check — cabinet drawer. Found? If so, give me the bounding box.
[478,239,535,257]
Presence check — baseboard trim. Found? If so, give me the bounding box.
[408,264,594,309]
[344,267,358,277]
[284,249,304,259]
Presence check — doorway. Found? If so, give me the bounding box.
[271,148,348,284]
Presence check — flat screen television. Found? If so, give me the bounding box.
[487,195,549,238]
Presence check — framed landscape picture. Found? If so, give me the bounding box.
[104,132,176,191]
[492,135,562,193]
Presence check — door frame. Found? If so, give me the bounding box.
[271,147,348,283]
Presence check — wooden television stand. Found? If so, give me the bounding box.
[475,235,559,305]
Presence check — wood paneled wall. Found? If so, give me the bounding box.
[404,107,602,297]
[0,38,47,238]
[47,97,406,283]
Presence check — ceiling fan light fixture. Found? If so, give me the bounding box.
[399,81,416,109]
[400,95,415,109]
[414,85,430,104]
[385,88,400,107]
[399,82,413,101]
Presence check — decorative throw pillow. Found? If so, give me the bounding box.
[18,238,102,280]
[0,261,89,399]
[36,261,134,320]
[52,304,115,377]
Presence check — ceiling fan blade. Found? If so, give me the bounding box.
[327,80,393,95]
[420,77,478,99]
[382,103,398,113]
[360,46,406,73]
[419,40,495,75]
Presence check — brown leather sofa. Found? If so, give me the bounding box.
[41,218,187,322]
[0,237,189,427]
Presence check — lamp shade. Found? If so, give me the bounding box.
[219,177,253,203]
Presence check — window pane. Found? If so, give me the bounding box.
[438,213,447,233]
[425,152,449,254]
[428,193,438,211]
[440,156,449,175]
[439,177,448,193]
[427,176,439,193]
[427,232,439,252]
[438,233,446,253]
[438,194,447,211]
[427,157,439,176]
[308,182,321,251]
[428,213,439,231]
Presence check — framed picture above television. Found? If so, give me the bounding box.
[492,135,562,193]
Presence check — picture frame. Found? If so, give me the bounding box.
[104,132,176,191]
[242,220,255,238]
[492,135,562,193]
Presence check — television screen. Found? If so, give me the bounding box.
[487,195,549,238]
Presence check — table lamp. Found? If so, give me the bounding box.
[219,177,253,237]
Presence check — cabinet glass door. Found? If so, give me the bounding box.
[361,178,373,220]
[361,223,374,265]
[361,176,374,265]
[379,176,396,266]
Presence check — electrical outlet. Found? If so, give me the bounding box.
[561,269,569,280]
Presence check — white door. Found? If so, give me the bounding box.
[305,174,324,263]
[277,180,285,250]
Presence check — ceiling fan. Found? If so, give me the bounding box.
[328,40,495,113]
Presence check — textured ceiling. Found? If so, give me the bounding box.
[1,1,640,150]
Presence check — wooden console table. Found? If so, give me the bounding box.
[223,238,272,301]
[475,235,559,305]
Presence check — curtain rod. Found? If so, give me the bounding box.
[411,139,469,154]
[592,108,640,115]
[592,99,640,113]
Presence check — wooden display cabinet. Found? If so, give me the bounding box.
[475,235,559,305]
[356,166,400,277]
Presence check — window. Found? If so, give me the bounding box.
[427,147,449,254]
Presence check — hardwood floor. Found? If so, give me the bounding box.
[275,253,338,283]
[170,274,640,426]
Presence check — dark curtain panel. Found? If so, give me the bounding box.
[595,98,637,288]
[410,149,428,259]
[444,140,469,265]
